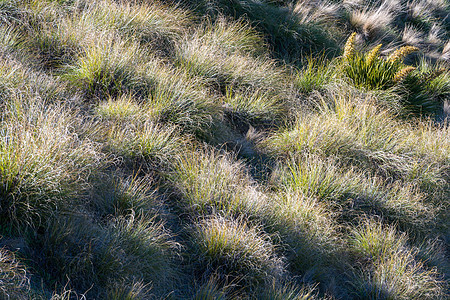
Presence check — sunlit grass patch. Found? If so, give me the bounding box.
[272,155,437,233]
[192,216,284,289]
[175,18,285,92]
[96,94,141,121]
[222,87,285,125]
[168,147,265,216]
[350,219,446,299]
[65,35,148,99]
[264,188,342,278]
[263,89,448,190]
[143,67,217,132]
[81,0,191,45]
[294,54,336,94]
[0,97,101,229]
[259,280,319,300]
[107,121,185,165]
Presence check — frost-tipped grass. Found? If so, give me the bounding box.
[263,89,448,191]
[272,154,437,233]
[91,174,162,218]
[223,87,284,124]
[168,147,264,216]
[65,35,149,98]
[30,213,179,298]
[104,214,180,290]
[107,121,185,165]
[175,19,285,92]
[81,0,191,45]
[264,187,342,277]
[0,97,101,229]
[192,216,284,289]
[96,94,142,121]
[143,67,216,132]
[259,280,319,300]
[351,219,446,299]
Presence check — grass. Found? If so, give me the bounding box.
[0,248,30,299]
[191,216,284,289]
[0,0,448,298]
[0,96,101,230]
[350,218,446,299]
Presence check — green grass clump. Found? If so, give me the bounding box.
[222,87,284,125]
[168,147,264,216]
[294,55,335,93]
[65,36,148,99]
[106,121,184,165]
[0,98,101,229]
[263,89,448,191]
[350,219,446,299]
[0,0,448,298]
[192,216,284,289]
[28,213,179,298]
[175,18,285,92]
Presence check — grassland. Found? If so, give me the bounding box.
[0,0,448,299]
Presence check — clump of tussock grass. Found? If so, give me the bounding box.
[79,0,191,46]
[142,66,217,132]
[350,218,446,299]
[106,280,152,300]
[168,146,265,216]
[90,174,163,219]
[271,154,438,234]
[263,88,449,191]
[0,50,78,106]
[347,1,398,40]
[0,97,101,230]
[175,18,285,93]
[106,121,185,166]
[92,59,216,133]
[96,94,142,121]
[65,35,149,99]
[263,187,343,281]
[191,216,284,290]
[293,0,343,25]
[222,86,285,126]
[294,54,336,94]
[193,275,238,300]
[28,213,180,298]
[258,280,320,300]
[189,0,337,61]
[0,247,30,299]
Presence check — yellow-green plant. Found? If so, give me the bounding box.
[342,33,418,89]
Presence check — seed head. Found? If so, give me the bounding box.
[365,44,382,66]
[387,46,418,63]
[393,66,416,83]
[343,32,357,61]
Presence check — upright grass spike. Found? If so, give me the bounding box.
[343,32,357,61]
[365,43,382,65]
[387,45,419,63]
[393,66,416,83]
